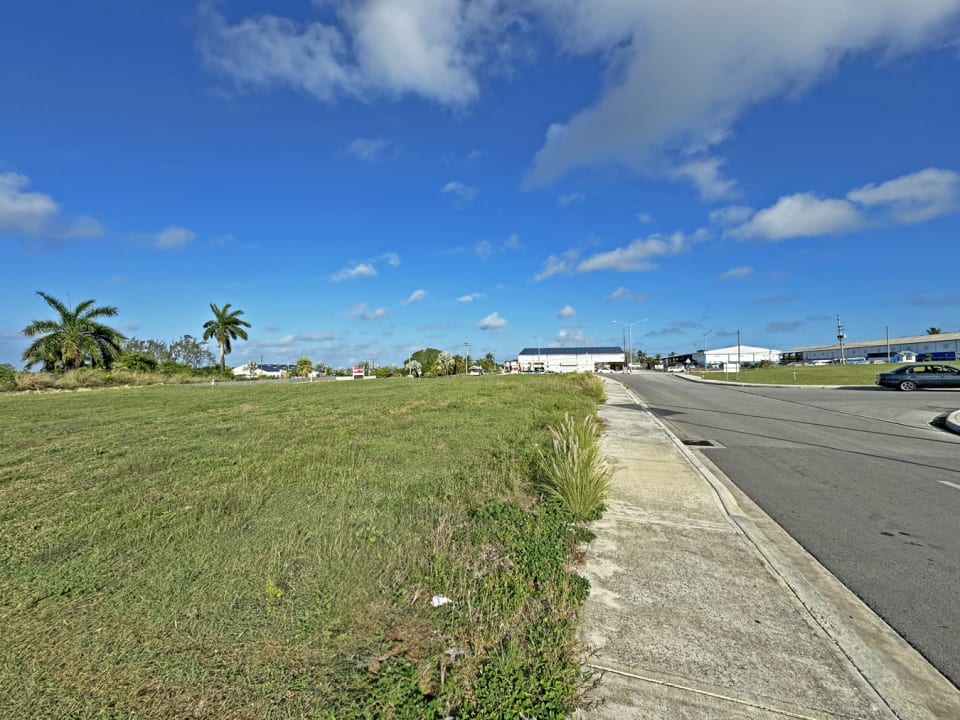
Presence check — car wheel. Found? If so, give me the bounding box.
[899,380,917,392]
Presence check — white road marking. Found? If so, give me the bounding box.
[939,481,960,492]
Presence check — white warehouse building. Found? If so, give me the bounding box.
[516,346,624,373]
[688,345,782,369]
[784,330,960,364]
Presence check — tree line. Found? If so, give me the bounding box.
[19,292,250,374]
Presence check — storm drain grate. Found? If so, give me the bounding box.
[682,439,724,448]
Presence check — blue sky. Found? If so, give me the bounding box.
[4,1,960,369]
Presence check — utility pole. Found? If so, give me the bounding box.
[836,315,846,365]
[701,330,712,367]
[737,329,741,383]
[464,339,470,375]
[886,326,890,363]
[536,336,542,373]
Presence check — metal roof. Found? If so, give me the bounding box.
[517,346,623,356]
[788,331,960,353]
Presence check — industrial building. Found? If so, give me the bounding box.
[782,331,960,364]
[667,345,782,370]
[516,346,624,373]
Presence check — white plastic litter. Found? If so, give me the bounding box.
[430,595,453,607]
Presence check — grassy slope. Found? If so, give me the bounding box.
[0,375,600,718]
[689,363,902,385]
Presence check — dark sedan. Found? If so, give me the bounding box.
[875,363,960,391]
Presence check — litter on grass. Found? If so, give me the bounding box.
[430,595,453,607]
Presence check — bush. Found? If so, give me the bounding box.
[0,363,16,391]
[535,413,611,521]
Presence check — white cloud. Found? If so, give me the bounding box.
[345,136,397,162]
[404,289,427,304]
[554,328,591,345]
[577,230,705,273]
[709,205,753,226]
[154,226,195,249]
[558,304,576,318]
[346,302,387,320]
[534,249,578,281]
[457,292,484,302]
[198,0,512,107]
[477,312,507,330]
[670,157,738,201]
[730,194,863,241]
[607,287,645,302]
[719,266,753,281]
[636,212,652,224]
[442,180,477,205]
[332,262,378,281]
[475,233,520,258]
[0,172,104,240]
[526,1,960,190]
[846,167,960,223]
[730,167,960,240]
[379,251,401,266]
[557,192,585,206]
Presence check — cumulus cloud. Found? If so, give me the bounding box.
[0,172,104,240]
[345,136,398,162]
[846,168,960,223]
[332,262,378,281]
[442,180,477,206]
[730,167,960,240]
[534,249,578,281]
[154,226,196,249]
[526,1,960,191]
[346,302,387,320]
[198,0,517,107]
[577,230,706,273]
[558,304,576,318]
[719,266,752,281]
[606,287,645,302]
[457,292,484,302]
[477,311,507,330]
[729,194,863,240]
[670,157,738,201]
[709,205,754,227]
[404,289,427,304]
[554,328,591,345]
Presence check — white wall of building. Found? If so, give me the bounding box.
[516,348,624,373]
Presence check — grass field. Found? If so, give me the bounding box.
[0,374,604,718]
[689,363,900,386]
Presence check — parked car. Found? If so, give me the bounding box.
[875,364,960,391]
[666,365,687,373]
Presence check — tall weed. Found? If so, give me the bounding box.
[536,412,611,521]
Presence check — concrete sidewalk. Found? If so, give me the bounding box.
[574,379,960,719]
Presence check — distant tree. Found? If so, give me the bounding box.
[114,351,159,372]
[21,291,126,370]
[406,348,441,375]
[406,360,422,378]
[479,351,497,373]
[314,361,328,376]
[295,357,314,377]
[0,363,16,391]
[435,351,454,376]
[927,327,942,335]
[244,360,258,377]
[170,334,215,367]
[202,303,251,373]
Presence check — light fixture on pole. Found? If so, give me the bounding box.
[613,320,642,371]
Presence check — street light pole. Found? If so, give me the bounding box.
[701,330,712,367]
[613,320,641,371]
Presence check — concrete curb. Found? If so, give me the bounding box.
[595,377,960,719]
[946,409,960,435]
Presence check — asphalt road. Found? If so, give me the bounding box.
[616,371,960,689]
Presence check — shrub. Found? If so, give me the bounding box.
[0,363,15,392]
[535,413,611,521]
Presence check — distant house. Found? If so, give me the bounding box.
[892,351,917,363]
[232,363,294,378]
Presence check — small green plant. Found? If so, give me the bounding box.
[265,577,284,608]
[536,413,611,521]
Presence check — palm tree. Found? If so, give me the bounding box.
[21,291,126,370]
[202,303,251,372]
[927,327,943,335]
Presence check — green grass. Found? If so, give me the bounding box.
[0,375,602,718]
[689,363,900,385]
